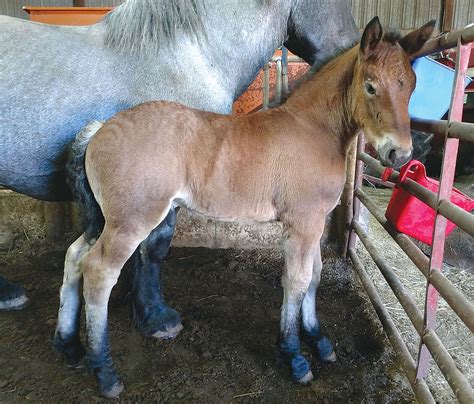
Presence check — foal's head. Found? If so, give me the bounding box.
[353,17,435,168]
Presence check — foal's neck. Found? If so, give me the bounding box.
[282,46,360,154]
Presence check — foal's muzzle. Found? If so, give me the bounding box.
[379,140,413,169]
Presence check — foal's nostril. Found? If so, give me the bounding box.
[387,149,397,165]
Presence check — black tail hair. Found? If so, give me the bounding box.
[66,121,105,242]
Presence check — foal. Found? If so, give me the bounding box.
[55,17,434,397]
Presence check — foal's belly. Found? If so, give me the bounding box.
[175,193,278,223]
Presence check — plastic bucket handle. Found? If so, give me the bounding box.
[397,160,426,187]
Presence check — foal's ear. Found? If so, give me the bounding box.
[360,16,383,58]
[399,20,436,57]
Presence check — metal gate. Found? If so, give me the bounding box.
[343,25,474,402]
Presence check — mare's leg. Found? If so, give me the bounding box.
[278,226,321,384]
[0,274,28,310]
[301,246,336,362]
[54,235,91,365]
[131,207,182,339]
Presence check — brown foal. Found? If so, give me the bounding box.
[56,17,434,397]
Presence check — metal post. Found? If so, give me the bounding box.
[281,47,289,98]
[262,62,270,110]
[416,39,473,380]
[347,133,365,253]
[275,58,282,105]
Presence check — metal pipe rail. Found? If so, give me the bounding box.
[348,249,435,404]
[352,220,424,334]
[355,188,474,332]
[358,151,474,237]
[351,221,474,402]
[414,24,474,58]
[411,118,474,142]
[422,330,474,403]
[344,27,474,402]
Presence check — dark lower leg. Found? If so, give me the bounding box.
[0,274,28,311]
[130,208,182,339]
[278,297,313,383]
[54,236,90,365]
[300,254,335,362]
[85,302,123,398]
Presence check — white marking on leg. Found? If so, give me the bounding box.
[56,235,91,337]
[301,247,322,333]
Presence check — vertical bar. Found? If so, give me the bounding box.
[338,138,356,256]
[441,0,455,32]
[275,58,282,105]
[44,202,71,243]
[347,133,365,253]
[416,39,472,380]
[281,47,289,98]
[73,0,86,6]
[262,62,270,110]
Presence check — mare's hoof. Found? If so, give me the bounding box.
[296,369,314,385]
[53,332,86,366]
[100,380,124,399]
[0,280,28,311]
[138,306,183,340]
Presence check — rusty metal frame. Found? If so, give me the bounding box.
[343,24,474,403]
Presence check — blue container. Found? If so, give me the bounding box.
[408,56,472,120]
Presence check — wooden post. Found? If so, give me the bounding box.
[73,0,86,7]
[335,136,357,257]
[442,0,455,32]
[44,202,71,244]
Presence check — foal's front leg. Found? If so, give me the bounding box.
[301,246,336,362]
[278,229,320,384]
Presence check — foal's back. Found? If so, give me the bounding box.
[86,101,345,223]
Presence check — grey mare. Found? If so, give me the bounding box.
[0,0,358,337]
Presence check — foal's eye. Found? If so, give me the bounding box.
[365,83,376,96]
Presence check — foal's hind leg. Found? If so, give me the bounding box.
[301,245,336,363]
[81,200,172,398]
[131,207,183,339]
[54,235,91,365]
[278,225,322,384]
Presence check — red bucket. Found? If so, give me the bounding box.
[382,160,474,245]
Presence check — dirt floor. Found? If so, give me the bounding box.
[0,239,413,402]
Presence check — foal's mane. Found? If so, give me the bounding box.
[104,0,271,56]
[279,30,402,105]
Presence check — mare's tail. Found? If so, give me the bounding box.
[66,121,105,242]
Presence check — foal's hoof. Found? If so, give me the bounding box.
[100,380,124,399]
[53,332,86,366]
[321,349,337,363]
[138,306,183,340]
[286,353,313,384]
[0,279,28,311]
[316,336,337,363]
[297,369,314,385]
[152,322,184,340]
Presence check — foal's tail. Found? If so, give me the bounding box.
[66,120,105,242]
